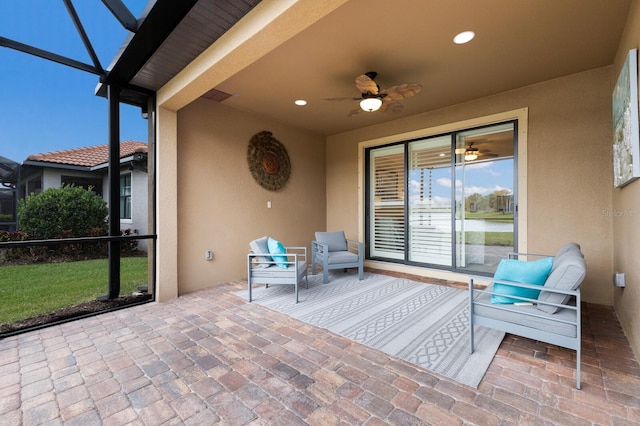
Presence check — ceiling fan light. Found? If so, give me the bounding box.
[360,97,383,112]
[464,150,478,161]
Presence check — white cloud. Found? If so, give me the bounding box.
[437,177,452,187]
[465,162,491,169]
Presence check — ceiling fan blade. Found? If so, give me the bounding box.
[380,83,422,101]
[348,108,362,117]
[380,100,403,113]
[324,97,362,101]
[355,74,379,95]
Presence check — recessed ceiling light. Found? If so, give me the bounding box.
[294,99,307,106]
[453,31,475,44]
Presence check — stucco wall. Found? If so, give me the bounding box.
[175,98,326,294]
[327,66,614,305]
[612,0,640,362]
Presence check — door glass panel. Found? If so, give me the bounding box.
[370,145,405,259]
[454,123,515,274]
[408,136,452,266]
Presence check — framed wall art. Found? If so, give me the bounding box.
[612,48,640,188]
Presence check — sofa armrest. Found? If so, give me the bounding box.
[285,246,307,262]
[469,275,581,309]
[507,251,553,260]
[311,240,328,256]
[248,252,301,270]
[346,239,364,256]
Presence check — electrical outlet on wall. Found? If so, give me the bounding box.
[205,250,213,260]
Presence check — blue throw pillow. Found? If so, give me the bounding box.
[491,257,553,304]
[267,237,288,269]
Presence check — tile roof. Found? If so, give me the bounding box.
[26,141,147,167]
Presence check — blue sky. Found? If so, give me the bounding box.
[408,159,514,206]
[0,1,150,162]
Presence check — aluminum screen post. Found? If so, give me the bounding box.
[103,84,121,300]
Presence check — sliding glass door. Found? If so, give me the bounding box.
[367,121,516,274]
[454,124,515,273]
[408,136,452,266]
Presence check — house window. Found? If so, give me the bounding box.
[61,176,103,196]
[366,121,516,275]
[120,174,132,220]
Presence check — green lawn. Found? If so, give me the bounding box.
[465,231,514,246]
[0,257,148,324]
[465,211,514,223]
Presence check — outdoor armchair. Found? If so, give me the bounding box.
[469,242,585,389]
[312,231,364,284]
[248,236,308,303]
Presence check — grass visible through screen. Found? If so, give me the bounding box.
[0,257,148,324]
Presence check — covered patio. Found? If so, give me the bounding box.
[2,0,640,423]
[1,272,638,425]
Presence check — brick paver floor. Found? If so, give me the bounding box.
[1,274,639,425]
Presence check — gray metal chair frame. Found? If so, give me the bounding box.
[311,235,364,284]
[248,246,307,303]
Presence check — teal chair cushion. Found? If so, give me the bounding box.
[491,257,553,304]
[268,237,288,269]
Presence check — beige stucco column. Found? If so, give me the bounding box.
[155,106,179,302]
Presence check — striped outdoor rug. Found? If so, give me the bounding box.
[237,271,504,388]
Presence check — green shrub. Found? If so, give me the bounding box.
[18,185,108,240]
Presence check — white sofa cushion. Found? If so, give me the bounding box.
[249,236,272,268]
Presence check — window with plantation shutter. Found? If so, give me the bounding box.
[365,120,516,275]
[369,146,405,259]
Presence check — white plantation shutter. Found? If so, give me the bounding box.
[370,146,405,259]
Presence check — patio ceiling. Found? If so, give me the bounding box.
[106,0,631,136]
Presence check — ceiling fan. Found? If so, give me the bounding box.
[455,142,499,161]
[325,71,422,115]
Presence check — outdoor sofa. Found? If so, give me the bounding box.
[468,242,586,389]
[247,236,307,303]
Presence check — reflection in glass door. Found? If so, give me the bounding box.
[454,123,515,274]
[408,136,452,266]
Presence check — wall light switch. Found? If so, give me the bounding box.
[614,272,625,287]
[267,201,272,208]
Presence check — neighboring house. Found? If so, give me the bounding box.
[17,141,149,251]
[0,155,20,231]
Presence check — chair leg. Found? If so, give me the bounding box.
[469,322,475,354]
[576,347,581,390]
[295,282,299,303]
[322,268,329,284]
[248,278,252,302]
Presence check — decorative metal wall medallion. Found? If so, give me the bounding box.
[247,131,291,191]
